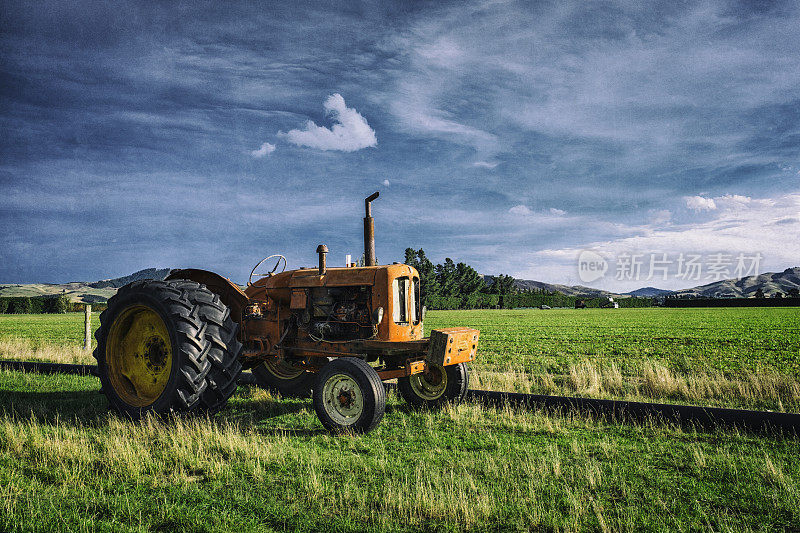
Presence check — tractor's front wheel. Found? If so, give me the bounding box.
[312,358,385,434]
[94,279,242,418]
[398,362,469,409]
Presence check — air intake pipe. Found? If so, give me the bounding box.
[363,192,379,266]
[316,244,328,275]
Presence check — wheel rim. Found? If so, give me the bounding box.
[262,360,305,380]
[409,364,448,400]
[106,304,173,407]
[321,373,364,426]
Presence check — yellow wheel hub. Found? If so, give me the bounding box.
[106,305,173,407]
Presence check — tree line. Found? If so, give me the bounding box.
[0,295,93,314]
[403,248,653,310]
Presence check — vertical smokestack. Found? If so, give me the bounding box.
[316,244,328,275]
[364,191,379,266]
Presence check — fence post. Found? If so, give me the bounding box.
[84,305,92,351]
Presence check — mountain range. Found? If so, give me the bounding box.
[490,268,800,299]
[1,266,799,303]
[667,267,800,298]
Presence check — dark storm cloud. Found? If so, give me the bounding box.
[1,0,799,285]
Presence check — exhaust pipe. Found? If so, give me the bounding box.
[316,244,328,275]
[363,192,379,266]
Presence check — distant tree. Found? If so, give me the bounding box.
[488,274,515,295]
[0,299,7,314]
[453,262,484,296]
[487,274,515,307]
[773,292,783,298]
[52,294,70,313]
[404,248,440,305]
[754,288,765,299]
[788,288,800,298]
[435,258,458,297]
[12,297,32,314]
[403,250,490,309]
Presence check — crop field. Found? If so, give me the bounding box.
[0,308,798,531]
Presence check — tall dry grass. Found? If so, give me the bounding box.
[471,360,800,412]
[1,334,798,411]
[0,395,797,532]
[0,337,94,365]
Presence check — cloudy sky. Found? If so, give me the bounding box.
[2,0,799,290]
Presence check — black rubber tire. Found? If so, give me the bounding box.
[94,279,242,418]
[312,358,385,434]
[170,280,243,414]
[398,362,469,409]
[251,362,316,399]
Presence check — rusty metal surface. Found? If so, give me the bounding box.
[427,327,480,366]
[290,289,307,309]
[364,191,379,266]
[377,359,426,380]
[357,338,429,353]
[374,264,423,341]
[316,244,328,275]
[287,267,378,288]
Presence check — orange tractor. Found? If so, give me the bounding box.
[94,193,480,433]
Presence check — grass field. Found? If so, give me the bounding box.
[0,308,799,531]
[2,308,798,409]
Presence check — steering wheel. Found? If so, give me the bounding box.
[248,254,287,286]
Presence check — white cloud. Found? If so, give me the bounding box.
[649,209,672,225]
[685,196,717,211]
[518,192,800,291]
[281,94,377,152]
[715,194,752,209]
[473,161,498,169]
[383,179,390,186]
[250,142,275,158]
[549,208,566,216]
[509,204,532,216]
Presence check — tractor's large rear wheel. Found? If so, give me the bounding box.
[94,279,243,418]
[251,360,316,399]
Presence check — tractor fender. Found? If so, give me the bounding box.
[165,269,249,331]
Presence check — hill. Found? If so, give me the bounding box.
[89,268,172,289]
[669,267,800,298]
[623,287,672,297]
[491,267,800,300]
[511,278,619,298]
[483,275,621,298]
[0,268,172,304]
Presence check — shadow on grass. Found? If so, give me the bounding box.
[0,389,107,423]
[0,386,328,436]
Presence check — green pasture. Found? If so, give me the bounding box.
[0,308,798,531]
[427,307,800,376]
[0,371,798,532]
[2,307,798,375]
